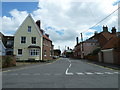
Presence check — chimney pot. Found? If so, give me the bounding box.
[103,25,108,32]
[111,27,116,34]
[76,37,79,45]
[36,20,41,29]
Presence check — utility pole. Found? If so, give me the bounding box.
[80,33,84,59]
[65,46,66,50]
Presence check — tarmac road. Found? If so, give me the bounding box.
[2,58,119,88]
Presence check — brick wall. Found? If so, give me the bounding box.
[113,51,120,65]
[85,55,98,61]
[43,39,52,60]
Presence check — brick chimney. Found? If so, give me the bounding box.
[111,27,116,34]
[45,34,49,38]
[67,47,69,50]
[76,37,79,45]
[36,20,41,29]
[103,25,108,32]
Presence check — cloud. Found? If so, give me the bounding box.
[1,0,118,51]
[2,9,28,35]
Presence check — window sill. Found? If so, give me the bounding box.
[17,55,22,56]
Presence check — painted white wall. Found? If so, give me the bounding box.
[14,14,43,61]
[102,49,114,64]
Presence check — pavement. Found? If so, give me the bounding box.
[2,58,120,88]
[82,59,120,70]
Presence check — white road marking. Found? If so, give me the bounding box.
[85,72,94,75]
[76,72,84,75]
[114,72,119,74]
[94,72,104,75]
[104,72,114,74]
[65,59,73,75]
[66,73,73,75]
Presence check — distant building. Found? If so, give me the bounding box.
[4,36,14,55]
[0,32,14,55]
[0,37,6,56]
[73,25,119,60]
[53,49,61,56]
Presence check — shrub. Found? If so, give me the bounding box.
[5,56,13,67]
[92,48,101,55]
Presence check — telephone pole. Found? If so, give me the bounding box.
[81,33,84,59]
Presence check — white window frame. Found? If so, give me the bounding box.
[28,26,31,32]
[29,49,39,56]
[44,50,46,56]
[21,36,26,44]
[17,49,22,56]
[31,37,36,45]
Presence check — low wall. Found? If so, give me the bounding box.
[113,51,120,65]
[1,55,16,68]
[85,55,98,61]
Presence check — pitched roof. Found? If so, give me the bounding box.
[101,32,115,40]
[43,35,51,41]
[35,21,52,41]
[14,14,42,37]
[102,36,120,50]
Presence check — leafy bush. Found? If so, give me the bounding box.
[5,56,13,67]
[92,48,101,55]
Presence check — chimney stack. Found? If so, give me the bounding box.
[76,37,79,45]
[111,27,116,34]
[36,20,41,29]
[67,47,69,50]
[45,34,49,38]
[103,25,108,32]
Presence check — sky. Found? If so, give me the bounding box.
[1,0,120,52]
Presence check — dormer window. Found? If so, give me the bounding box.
[28,26,31,32]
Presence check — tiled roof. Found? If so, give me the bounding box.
[43,35,51,41]
[36,23,51,41]
[102,36,120,50]
[101,32,115,40]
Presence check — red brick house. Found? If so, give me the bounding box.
[73,42,81,59]
[99,36,120,65]
[42,34,54,60]
[72,26,118,60]
[36,20,54,60]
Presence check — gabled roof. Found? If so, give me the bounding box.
[35,21,52,41]
[90,31,115,40]
[100,32,115,40]
[102,36,120,50]
[14,14,42,37]
[43,35,51,41]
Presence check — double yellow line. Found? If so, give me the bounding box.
[87,62,120,72]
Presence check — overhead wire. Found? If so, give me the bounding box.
[80,6,120,34]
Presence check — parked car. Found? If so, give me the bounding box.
[53,56,59,59]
